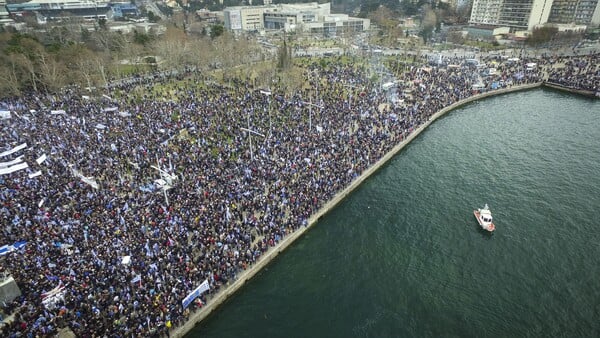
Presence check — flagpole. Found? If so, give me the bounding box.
[155,155,170,206]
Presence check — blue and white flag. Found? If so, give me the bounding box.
[0,241,27,256]
[131,275,142,284]
[182,279,210,309]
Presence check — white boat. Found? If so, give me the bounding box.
[474,204,495,232]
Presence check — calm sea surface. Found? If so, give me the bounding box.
[189,89,600,337]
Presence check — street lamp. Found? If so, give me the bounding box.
[151,155,177,206]
[342,83,361,111]
[241,112,265,161]
[300,100,323,132]
[260,89,272,137]
[305,69,322,132]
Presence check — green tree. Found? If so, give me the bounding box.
[209,24,224,39]
[147,11,159,23]
[98,18,107,30]
[133,30,153,45]
[277,36,292,70]
[419,26,434,44]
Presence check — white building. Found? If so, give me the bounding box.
[223,2,369,36]
[1,0,13,24]
[224,5,265,31]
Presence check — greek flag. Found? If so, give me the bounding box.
[0,241,27,256]
[182,279,210,309]
[131,275,142,284]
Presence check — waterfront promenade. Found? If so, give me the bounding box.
[0,51,596,337]
[169,82,544,337]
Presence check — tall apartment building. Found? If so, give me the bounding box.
[502,0,553,28]
[470,0,502,25]
[470,0,600,30]
[470,0,553,30]
[548,0,599,24]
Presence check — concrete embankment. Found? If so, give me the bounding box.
[170,82,542,338]
[542,82,599,99]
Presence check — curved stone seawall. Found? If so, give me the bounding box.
[542,82,599,99]
[170,82,543,337]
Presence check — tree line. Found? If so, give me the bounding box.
[0,23,263,98]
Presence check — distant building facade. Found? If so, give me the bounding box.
[470,0,553,30]
[5,0,141,23]
[470,0,600,30]
[223,2,369,36]
[224,5,264,31]
[1,0,8,18]
[7,0,112,22]
[110,1,139,19]
[548,0,599,25]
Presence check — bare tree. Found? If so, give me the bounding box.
[13,38,46,92]
[187,37,212,71]
[419,4,438,43]
[37,51,67,91]
[212,32,239,68]
[0,54,23,96]
[369,6,403,47]
[61,45,108,89]
[153,26,191,68]
[95,52,110,88]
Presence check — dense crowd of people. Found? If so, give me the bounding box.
[0,50,597,337]
[545,54,600,93]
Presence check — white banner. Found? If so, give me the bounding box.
[81,176,99,189]
[41,281,66,310]
[41,280,65,300]
[0,162,28,175]
[72,168,99,189]
[0,143,27,158]
[36,154,47,165]
[121,255,131,265]
[0,155,24,168]
[29,171,42,178]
